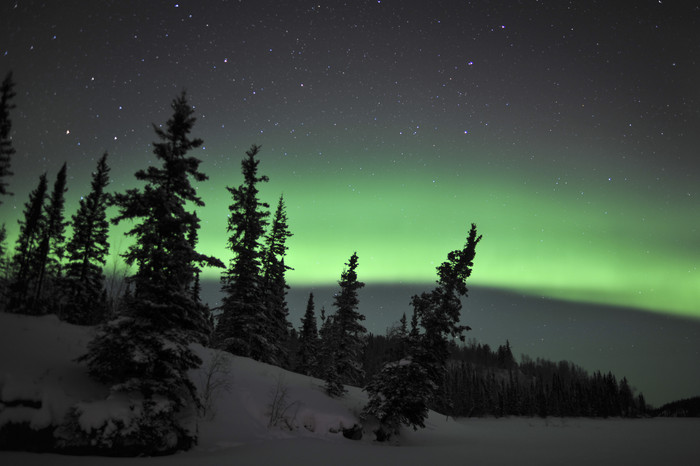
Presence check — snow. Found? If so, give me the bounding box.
[1,311,698,465]
[73,394,139,433]
[0,313,106,432]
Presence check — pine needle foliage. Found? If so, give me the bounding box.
[323,252,366,396]
[33,162,68,308]
[0,71,16,200]
[364,223,481,439]
[62,153,112,324]
[261,195,294,365]
[7,173,48,313]
[216,144,273,360]
[296,292,319,376]
[81,92,223,453]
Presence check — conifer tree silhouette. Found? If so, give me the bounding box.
[8,173,48,313]
[0,71,17,304]
[324,252,366,396]
[297,292,319,376]
[364,224,481,439]
[262,194,293,365]
[0,71,16,201]
[81,92,223,453]
[216,144,273,360]
[62,153,111,324]
[33,163,68,309]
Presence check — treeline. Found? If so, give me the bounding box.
[363,335,648,419]
[444,344,647,418]
[0,71,113,323]
[653,396,700,417]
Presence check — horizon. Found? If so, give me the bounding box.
[198,279,700,408]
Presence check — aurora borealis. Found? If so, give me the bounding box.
[182,140,699,320]
[0,0,698,323]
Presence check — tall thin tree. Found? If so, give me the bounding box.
[62,153,111,324]
[411,223,482,384]
[216,144,272,360]
[324,252,366,396]
[0,71,16,201]
[297,292,319,376]
[364,223,481,439]
[7,173,48,313]
[0,72,16,301]
[33,162,68,308]
[0,72,16,303]
[262,194,293,365]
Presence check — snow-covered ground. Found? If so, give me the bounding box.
[1,313,697,466]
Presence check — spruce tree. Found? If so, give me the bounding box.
[62,153,111,324]
[216,144,272,360]
[297,292,319,376]
[0,224,6,268]
[0,223,8,308]
[0,72,15,303]
[262,195,293,365]
[317,305,333,377]
[33,162,68,309]
[0,71,16,201]
[363,350,434,440]
[324,252,366,395]
[411,223,481,384]
[262,196,292,274]
[7,173,48,313]
[320,311,343,397]
[80,92,223,453]
[364,224,481,438]
[186,211,214,332]
[637,393,647,416]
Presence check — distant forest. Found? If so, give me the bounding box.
[652,397,700,417]
[0,75,678,454]
[362,336,648,418]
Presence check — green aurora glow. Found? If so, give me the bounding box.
[1,1,698,321]
[144,140,697,320]
[2,134,698,321]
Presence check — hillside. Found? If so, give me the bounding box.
[1,312,698,465]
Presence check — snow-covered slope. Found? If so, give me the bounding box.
[0,313,105,433]
[189,344,367,448]
[1,312,698,466]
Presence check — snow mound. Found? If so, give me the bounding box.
[0,313,106,433]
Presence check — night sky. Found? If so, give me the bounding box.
[1,1,699,404]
